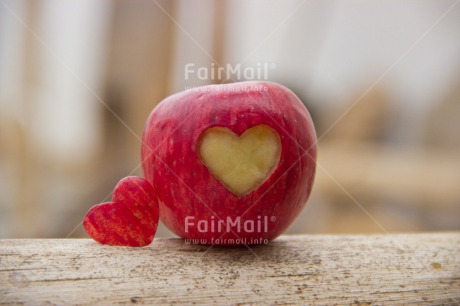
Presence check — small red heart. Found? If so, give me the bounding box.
[83,176,159,247]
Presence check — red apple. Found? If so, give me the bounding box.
[142,81,316,245]
[83,176,159,247]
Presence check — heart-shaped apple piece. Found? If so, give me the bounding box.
[83,176,159,247]
[198,125,281,197]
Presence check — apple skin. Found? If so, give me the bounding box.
[142,81,316,245]
[83,176,159,247]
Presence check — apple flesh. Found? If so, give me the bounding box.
[142,81,316,245]
[198,125,281,197]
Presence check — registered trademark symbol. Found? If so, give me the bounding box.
[270,216,276,222]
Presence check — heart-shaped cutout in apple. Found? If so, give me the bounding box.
[198,125,281,197]
[83,176,159,247]
[142,81,316,245]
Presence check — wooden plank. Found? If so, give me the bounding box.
[1,233,459,305]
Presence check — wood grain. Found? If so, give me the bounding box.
[1,233,459,305]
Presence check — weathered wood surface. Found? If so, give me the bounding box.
[1,233,459,305]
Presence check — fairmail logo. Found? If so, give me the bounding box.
[184,62,276,81]
[184,215,275,234]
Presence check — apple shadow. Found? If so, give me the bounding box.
[170,237,322,268]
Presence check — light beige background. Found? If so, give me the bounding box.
[0,0,459,239]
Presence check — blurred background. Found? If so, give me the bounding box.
[1,0,459,239]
